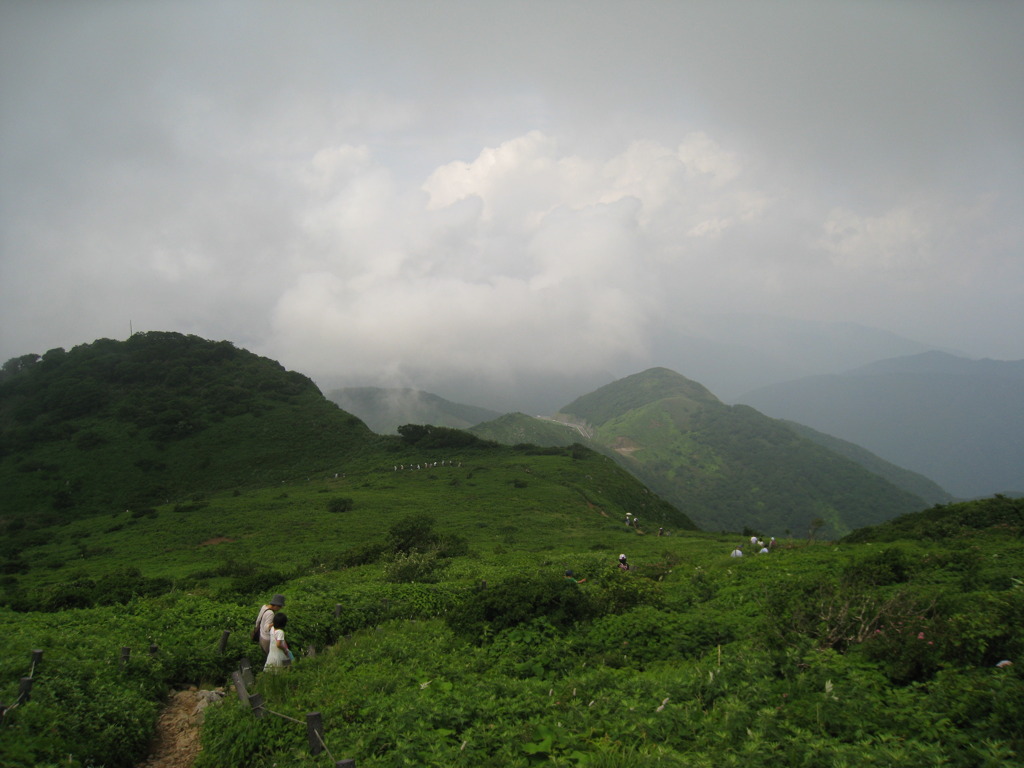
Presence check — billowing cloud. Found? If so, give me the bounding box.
[1,1,1022,411]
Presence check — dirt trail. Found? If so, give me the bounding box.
[136,688,224,768]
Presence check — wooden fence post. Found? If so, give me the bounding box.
[218,629,231,654]
[29,649,43,674]
[248,693,264,718]
[307,712,325,756]
[232,671,250,706]
[239,658,255,687]
[17,678,33,703]
[334,603,343,618]
[149,644,159,657]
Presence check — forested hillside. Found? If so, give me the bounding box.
[0,332,374,529]
[476,368,930,537]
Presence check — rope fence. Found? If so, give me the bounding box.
[232,657,355,766]
[3,630,358,766]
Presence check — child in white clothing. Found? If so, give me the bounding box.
[264,612,293,669]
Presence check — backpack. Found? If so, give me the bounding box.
[251,607,269,643]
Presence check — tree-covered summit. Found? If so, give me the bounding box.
[0,331,374,523]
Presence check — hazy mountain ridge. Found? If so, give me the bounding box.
[326,386,501,435]
[311,314,953,414]
[739,351,1024,498]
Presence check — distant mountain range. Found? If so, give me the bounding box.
[3,332,981,540]
[315,313,950,414]
[327,370,950,536]
[326,387,501,435]
[738,351,1024,499]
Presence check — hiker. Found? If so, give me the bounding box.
[264,612,293,670]
[768,537,777,551]
[618,553,630,570]
[254,594,285,656]
[564,569,585,584]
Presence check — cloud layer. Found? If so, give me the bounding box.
[2,1,1022,409]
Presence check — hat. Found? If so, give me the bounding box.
[270,594,286,606]
[619,554,627,560]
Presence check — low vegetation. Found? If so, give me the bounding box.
[1,335,1021,766]
[2,491,1022,766]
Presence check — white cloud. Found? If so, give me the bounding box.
[2,0,1023,397]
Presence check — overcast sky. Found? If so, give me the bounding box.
[2,1,1022,406]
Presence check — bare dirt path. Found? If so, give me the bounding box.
[136,688,224,768]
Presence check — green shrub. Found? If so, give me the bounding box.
[383,549,447,584]
[446,573,596,642]
[327,496,354,513]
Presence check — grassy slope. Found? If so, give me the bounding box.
[5,492,1023,767]
[8,442,689,595]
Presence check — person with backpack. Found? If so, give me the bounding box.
[252,594,285,655]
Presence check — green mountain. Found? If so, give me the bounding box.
[326,386,501,434]
[0,333,693,553]
[0,332,376,526]
[475,368,930,538]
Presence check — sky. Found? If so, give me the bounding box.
[2,0,1022,410]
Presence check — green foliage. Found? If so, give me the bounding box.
[843,494,1024,543]
[3,335,1024,766]
[446,573,596,642]
[327,496,355,514]
[386,513,469,558]
[383,548,448,583]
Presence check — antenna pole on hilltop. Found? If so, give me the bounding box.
[129,320,133,339]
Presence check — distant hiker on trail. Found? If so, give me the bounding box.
[254,594,285,656]
[658,527,664,536]
[768,537,777,551]
[564,569,586,584]
[750,536,758,546]
[618,553,630,570]
[264,612,293,670]
[730,546,743,558]
[625,513,632,527]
